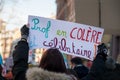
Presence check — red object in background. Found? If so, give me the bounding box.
[4,70,13,80]
[87,60,93,69]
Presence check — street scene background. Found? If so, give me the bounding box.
[0,0,120,71]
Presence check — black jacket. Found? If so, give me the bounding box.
[12,41,29,80]
[101,60,120,80]
[81,55,106,80]
[73,64,89,79]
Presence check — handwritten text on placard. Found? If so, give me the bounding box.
[28,15,104,60]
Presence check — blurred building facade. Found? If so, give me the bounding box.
[0,13,56,64]
[0,23,20,60]
[56,0,120,63]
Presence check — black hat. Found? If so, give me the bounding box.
[71,57,82,65]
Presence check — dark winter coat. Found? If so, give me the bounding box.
[12,41,29,80]
[82,56,120,80]
[73,64,89,79]
[101,57,120,80]
[81,55,106,80]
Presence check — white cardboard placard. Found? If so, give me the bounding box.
[28,15,104,60]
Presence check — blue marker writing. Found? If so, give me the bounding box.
[31,18,51,38]
[29,36,37,48]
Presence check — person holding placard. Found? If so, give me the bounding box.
[12,24,109,80]
[81,43,108,80]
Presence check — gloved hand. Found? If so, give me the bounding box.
[97,43,108,60]
[21,24,29,40]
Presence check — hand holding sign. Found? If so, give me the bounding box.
[21,24,29,41]
[97,43,108,61]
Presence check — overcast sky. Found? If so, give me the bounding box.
[0,0,56,30]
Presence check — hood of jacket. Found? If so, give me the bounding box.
[26,67,77,80]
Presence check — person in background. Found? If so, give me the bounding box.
[12,24,110,80]
[0,65,7,80]
[100,57,120,80]
[66,68,80,80]
[4,66,13,80]
[82,43,120,80]
[71,57,89,79]
[81,43,108,80]
[86,60,93,69]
